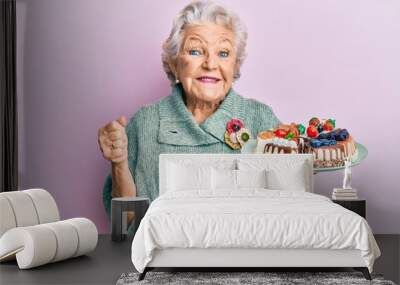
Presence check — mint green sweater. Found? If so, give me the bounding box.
[102,84,281,216]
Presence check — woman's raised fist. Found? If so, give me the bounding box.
[98,116,128,164]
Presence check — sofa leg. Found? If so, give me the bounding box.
[354,267,371,280]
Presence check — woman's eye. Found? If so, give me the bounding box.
[219,51,229,58]
[188,50,201,56]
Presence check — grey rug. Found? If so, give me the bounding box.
[116,271,396,285]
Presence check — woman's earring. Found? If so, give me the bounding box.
[175,74,179,84]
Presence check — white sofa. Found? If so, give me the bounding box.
[0,189,98,269]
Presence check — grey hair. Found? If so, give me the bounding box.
[162,1,248,84]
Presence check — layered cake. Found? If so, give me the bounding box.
[256,117,358,168]
[256,123,299,154]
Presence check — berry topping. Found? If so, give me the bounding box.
[327,119,336,128]
[319,139,331,146]
[310,139,322,148]
[274,129,288,138]
[307,125,318,138]
[323,121,334,131]
[341,129,349,136]
[317,124,324,133]
[309,138,337,148]
[309,117,320,127]
[318,130,338,140]
[334,129,349,141]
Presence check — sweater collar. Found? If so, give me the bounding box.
[157,84,239,146]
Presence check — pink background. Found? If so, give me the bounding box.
[16,0,400,233]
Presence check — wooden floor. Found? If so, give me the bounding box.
[0,234,398,285]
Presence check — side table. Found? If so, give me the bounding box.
[332,199,366,219]
[111,197,150,242]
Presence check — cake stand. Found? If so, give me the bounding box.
[240,140,368,173]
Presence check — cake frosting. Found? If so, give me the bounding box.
[256,136,298,154]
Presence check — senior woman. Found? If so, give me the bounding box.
[99,1,281,218]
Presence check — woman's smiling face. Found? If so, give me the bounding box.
[171,22,237,104]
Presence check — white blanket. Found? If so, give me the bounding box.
[131,190,380,273]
